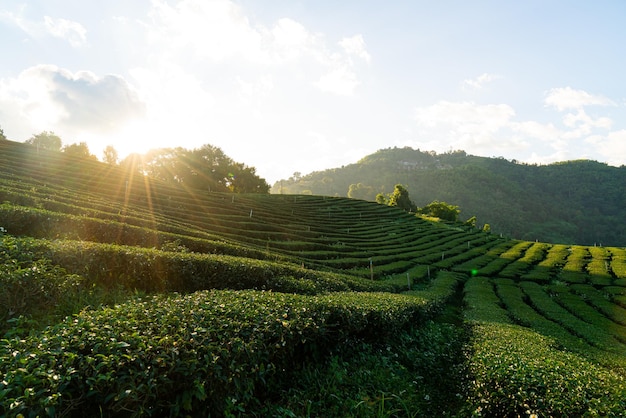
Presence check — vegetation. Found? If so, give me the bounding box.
[1,139,626,416]
[272,146,626,246]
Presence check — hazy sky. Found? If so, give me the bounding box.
[1,1,625,183]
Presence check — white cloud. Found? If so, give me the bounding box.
[412,101,524,153]
[44,16,87,47]
[511,120,561,142]
[562,109,612,130]
[148,0,264,62]
[414,101,515,132]
[411,87,626,167]
[462,73,501,90]
[0,9,86,47]
[593,129,626,166]
[0,65,145,137]
[544,86,616,111]
[339,34,371,63]
[145,0,369,95]
[315,65,360,96]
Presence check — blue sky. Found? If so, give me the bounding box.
[1,1,625,183]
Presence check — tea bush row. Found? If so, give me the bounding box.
[494,279,595,354]
[548,283,626,344]
[40,238,399,294]
[497,242,549,279]
[559,246,590,284]
[610,248,626,281]
[0,235,85,331]
[0,289,433,417]
[474,241,533,277]
[587,246,613,286]
[571,284,626,327]
[465,322,626,417]
[0,203,287,262]
[519,281,624,354]
[452,239,516,274]
[520,243,569,283]
[462,277,511,324]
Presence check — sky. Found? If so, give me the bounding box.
[1,1,626,184]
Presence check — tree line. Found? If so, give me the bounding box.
[2,129,269,194]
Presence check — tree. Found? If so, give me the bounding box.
[418,200,460,222]
[136,144,270,193]
[63,142,97,160]
[25,131,62,152]
[348,183,375,200]
[103,145,119,165]
[0,126,6,141]
[387,184,417,212]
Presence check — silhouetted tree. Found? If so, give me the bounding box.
[103,145,119,165]
[348,183,375,200]
[0,126,6,141]
[63,142,97,160]
[26,131,62,152]
[129,144,269,193]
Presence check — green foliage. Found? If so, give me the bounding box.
[124,144,270,193]
[465,323,626,417]
[417,200,460,222]
[62,142,97,160]
[347,182,376,200]
[389,184,417,212]
[263,322,467,417]
[0,235,84,331]
[0,289,435,416]
[102,145,119,165]
[25,131,63,151]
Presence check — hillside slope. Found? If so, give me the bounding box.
[272,147,626,246]
[2,139,626,416]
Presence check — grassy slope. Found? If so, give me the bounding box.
[1,140,626,417]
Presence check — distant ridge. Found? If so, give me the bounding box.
[272,147,626,246]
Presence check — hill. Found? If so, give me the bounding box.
[1,139,626,416]
[271,147,626,246]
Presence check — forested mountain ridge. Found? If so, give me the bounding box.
[272,147,626,246]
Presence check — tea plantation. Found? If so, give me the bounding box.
[1,140,626,417]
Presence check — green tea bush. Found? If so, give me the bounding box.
[463,277,511,324]
[494,280,594,353]
[609,248,626,281]
[477,241,533,277]
[465,322,626,417]
[587,246,613,286]
[559,246,590,284]
[0,289,432,416]
[519,281,619,352]
[498,242,549,279]
[37,239,396,294]
[0,235,85,332]
[571,284,626,327]
[549,283,626,345]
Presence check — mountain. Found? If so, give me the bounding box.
[271,147,626,246]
